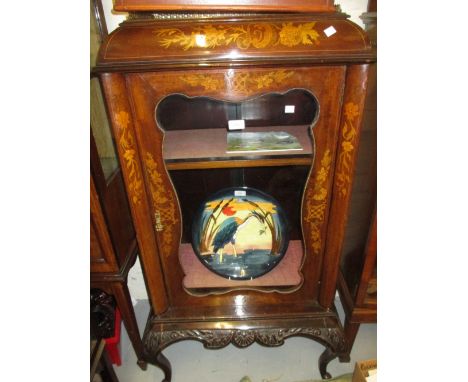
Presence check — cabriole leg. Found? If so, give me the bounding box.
[340,318,360,362]
[155,351,172,382]
[319,346,337,379]
[137,359,148,370]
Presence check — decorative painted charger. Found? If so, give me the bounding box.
[191,187,289,280]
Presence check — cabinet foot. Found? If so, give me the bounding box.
[342,318,361,359]
[155,352,172,382]
[319,346,337,379]
[137,359,148,370]
[338,354,351,363]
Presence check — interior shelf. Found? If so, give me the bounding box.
[163,125,313,170]
[180,239,303,291]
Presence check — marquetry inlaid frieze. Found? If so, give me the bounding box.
[154,22,320,51]
[180,69,295,93]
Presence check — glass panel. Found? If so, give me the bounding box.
[171,166,308,245]
[91,77,119,180]
[90,0,101,68]
[157,90,319,292]
[174,166,308,291]
[90,0,118,181]
[157,89,318,130]
[157,89,318,166]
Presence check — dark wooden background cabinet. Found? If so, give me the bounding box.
[90,0,146,370]
[90,132,147,370]
[338,2,377,357]
[92,1,376,380]
[339,210,376,356]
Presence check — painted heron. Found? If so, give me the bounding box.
[212,211,264,261]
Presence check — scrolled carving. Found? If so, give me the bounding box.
[90,289,116,339]
[327,328,347,352]
[196,330,233,349]
[143,324,346,381]
[144,329,234,354]
[255,329,288,346]
[143,325,346,357]
[232,330,255,348]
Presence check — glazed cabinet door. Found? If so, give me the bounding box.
[102,66,346,315]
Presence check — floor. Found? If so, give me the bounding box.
[113,295,376,382]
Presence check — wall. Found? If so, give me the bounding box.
[102,0,126,32]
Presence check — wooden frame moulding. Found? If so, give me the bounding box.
[114,0,336,13]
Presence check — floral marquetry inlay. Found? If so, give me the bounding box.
[229,70,294,92]
[336,102,359,198]
[116,110,143,205]
[154,22,320,51]
[144,152,178,256]
[305,149,332,255]
[180,74,224,91]
[180,70,295,94]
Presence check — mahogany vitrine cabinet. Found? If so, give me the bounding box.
[93,2,375,379]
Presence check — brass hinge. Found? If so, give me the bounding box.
[154,211,164,232]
